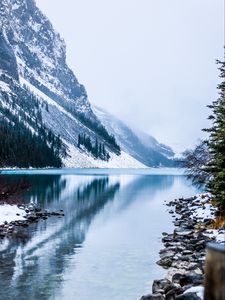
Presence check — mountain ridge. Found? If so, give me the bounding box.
[0,0,175,168]
[93,105,176,167]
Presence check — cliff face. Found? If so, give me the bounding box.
[0,32,18,80]
[0,0,93,117]
[0,0,174,168]
[0,0,127,167]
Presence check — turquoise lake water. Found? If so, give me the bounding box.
[0,169,199,300]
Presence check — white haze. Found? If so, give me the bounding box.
[36,0,224,153]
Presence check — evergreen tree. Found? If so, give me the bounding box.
[77,133,110,161]
[204,60,225,208]
[78,134,81,148]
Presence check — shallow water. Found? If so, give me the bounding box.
[0,169,198,300]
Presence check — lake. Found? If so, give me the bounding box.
[0,169,199,300]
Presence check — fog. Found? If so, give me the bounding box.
[36,0,224,152]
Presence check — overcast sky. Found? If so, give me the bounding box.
[36,0,224,152]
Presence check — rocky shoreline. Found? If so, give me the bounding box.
[140,194,225,300]
[0,202,64,239]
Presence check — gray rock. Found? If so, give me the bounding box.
[179,274,204,287]
[157,257,173,269]
[175,292,201,299]
[152,279,171,294]
[140,294,165,300]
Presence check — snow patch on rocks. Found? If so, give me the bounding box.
[0,205,26,225]
[184,286,204,299]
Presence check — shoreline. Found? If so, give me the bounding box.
[0,202,64,239]
[140,194,225,300]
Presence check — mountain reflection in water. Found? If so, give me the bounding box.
[0,171,198,300]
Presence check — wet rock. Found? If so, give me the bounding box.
[162,232,169,236]
[0,203,65,239]
[147,194,217,300]
[140,294,165,300]
[179,274,204,287]
[152,279,171,294]
[157,257,173,269]
[164,283,182,294]
[162,235,174,243]
[159,250,177,260]
[175,292,201,299]
[174,230,193,237]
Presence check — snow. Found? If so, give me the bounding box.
[187,194,217,220]
[186,193,225,244]
[12,3,20,10]
[19,79,148,168]
[28,44,55,69]
[190,203,215,220]
[184,286,204,299]
[28,20,42,33]
[204,229,225,243]
[93,105,174,166]
[0,205,26,225]
[20,77,76,120]
[0,80,12,94]
[64,142,146,168]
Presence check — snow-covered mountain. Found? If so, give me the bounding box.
[0,0,144,168]
[0,0,173,168]
[94,106,176,167]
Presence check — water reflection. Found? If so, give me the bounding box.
[0,175,120,300]
[115,175,174,213]
[0,172,198,300]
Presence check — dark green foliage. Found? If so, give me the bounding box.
[0,77,66,168]
[73,111,121,155]
[203,60,225,207]
[77,134,110,161]
[0,117,62,168]
[184,60,225,208]
[0,32,19,80]
[182,141,211,185]
[28,77,121,156]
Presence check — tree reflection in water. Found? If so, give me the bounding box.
[0,175,120,300]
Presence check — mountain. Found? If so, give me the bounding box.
[0,0,148,168]
[0,0,175,168]
[93,106,176,167]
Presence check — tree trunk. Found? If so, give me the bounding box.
[204,242,225,300]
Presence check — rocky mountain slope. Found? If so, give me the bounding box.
[0,0,127,167]
[0,0,174,168]
[94,106,176,167]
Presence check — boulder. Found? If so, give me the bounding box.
[140,294,165,300]
[179,274,204,287]
[152,279,170,293]
[175,292,201,299]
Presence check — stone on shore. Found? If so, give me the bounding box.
[175,292,201,299]
[140,294,165,300]
[142,193,222,300]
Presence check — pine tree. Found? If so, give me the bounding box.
[204,60,225,208]
[78,134,81,148]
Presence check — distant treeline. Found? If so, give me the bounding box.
[0,79,65,168]
[78,133,110,161]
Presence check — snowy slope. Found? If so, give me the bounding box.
[64,143,146,168]
[0,0,131,167]
[94,106,175,167]
[0,0,170,168]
